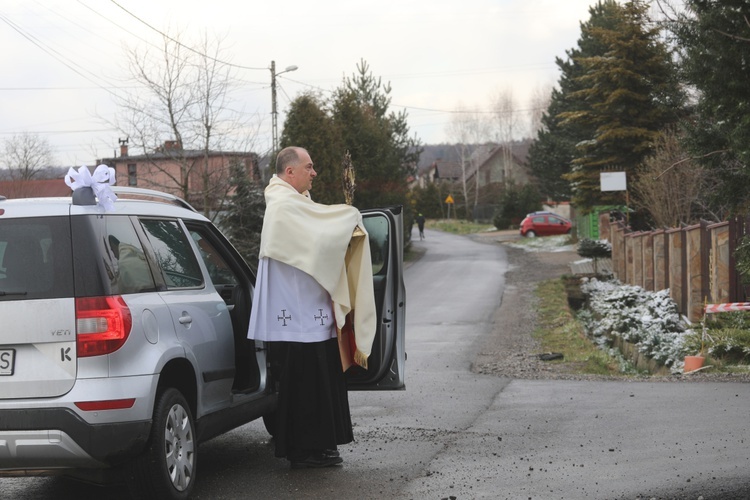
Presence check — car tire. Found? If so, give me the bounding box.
[128,388,197,500]
[525,230,536,238]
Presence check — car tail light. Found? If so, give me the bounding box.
[75,398,136,411]
[76,296,132,357]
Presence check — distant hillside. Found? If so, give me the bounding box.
[417,140,533,169]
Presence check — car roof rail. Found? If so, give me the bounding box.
[110,187,198,212]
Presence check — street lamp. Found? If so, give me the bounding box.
[270,60,298,154]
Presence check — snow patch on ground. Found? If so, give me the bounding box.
[506,235,574,252]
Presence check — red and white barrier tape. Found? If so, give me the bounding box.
[704,302,750,314]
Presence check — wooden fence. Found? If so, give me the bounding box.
[607,213,749,323]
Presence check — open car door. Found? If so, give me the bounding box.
[346,206,406,390]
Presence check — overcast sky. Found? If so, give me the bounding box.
[1,0,600,167]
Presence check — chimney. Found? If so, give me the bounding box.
[118,137,129,157]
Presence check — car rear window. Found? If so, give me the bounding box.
[0,217,74,301]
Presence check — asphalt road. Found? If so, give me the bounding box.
[4,228,749,499]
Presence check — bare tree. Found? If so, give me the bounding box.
[111,31,256,218]
[632,128,710,227]
[1,132,55,181]
[491,87,519,183]
[528,83,553,138]
[445,103,490,219]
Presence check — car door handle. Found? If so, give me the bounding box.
[178,314,192,325]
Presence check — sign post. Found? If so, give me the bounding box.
[445,194,454,219]
[600,171,628,225]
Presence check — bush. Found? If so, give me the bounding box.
[577,238,612,259]
[578,279,691,370]
[734,235,750,283]
[492,182,541,229]
[683,311,750,363]
[577,238,612,277]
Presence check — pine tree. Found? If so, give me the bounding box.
[331,59,421,210]
[527,0,622,203]
[672,0,750,212]
[220,160,265,273]
[561,0,684,210]
[279,92,342,204]
[280,61,421,212]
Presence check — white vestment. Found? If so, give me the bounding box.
[245,175,377,368]
[248,257,335,343]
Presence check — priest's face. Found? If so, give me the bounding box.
[287,149,317,193]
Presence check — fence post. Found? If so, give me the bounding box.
[666,228,683,315]
[700,220,710,312]
[680,226,689,318]
[643,232,654,291]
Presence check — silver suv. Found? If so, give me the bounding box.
[0,186,405,499]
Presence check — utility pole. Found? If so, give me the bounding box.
[270,60,298,154]
[271,60,278,154]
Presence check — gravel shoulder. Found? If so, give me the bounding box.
[460,233,750,383]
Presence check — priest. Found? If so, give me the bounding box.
[247,146,376,468]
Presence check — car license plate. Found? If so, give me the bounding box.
[0,349,16,376]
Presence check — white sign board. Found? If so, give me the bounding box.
[600,171,627,192]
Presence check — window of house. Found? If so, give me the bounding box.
[128,163,137,186]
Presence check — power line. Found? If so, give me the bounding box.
[107,0,268,71]
[75,0,164,52]
[0,86,139,91]
[0,12,117,98]
[0,129,118,135]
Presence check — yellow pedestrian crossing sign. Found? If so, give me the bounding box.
[445,194,454,204]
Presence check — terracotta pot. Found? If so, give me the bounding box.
[683,355,705,373]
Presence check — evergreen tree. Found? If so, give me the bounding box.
[331,59,421,210]
[526,85,576,202]
[282,60,420,211]
[527,0,622,203]
[220,160,265,273]
[279,92,342,204]
[410,183,444,219]
[561,0,684,210]
[672,0,750,213]
[493,182,542,229]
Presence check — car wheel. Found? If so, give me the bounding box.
[525,230,536,238]
[128,388,196,500]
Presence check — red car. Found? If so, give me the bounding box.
[520,212,572,237]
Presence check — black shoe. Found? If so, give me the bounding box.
[322,448,340,458]
[290,453,343,469]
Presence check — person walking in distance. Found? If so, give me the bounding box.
[247,146,377,468]
[416,213,426,240]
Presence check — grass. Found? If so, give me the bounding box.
[424,219,496,235]
[533,277,627,376]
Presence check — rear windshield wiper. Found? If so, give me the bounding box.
[0,291,28,296]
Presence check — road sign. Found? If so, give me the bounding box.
[445,194,454,204]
